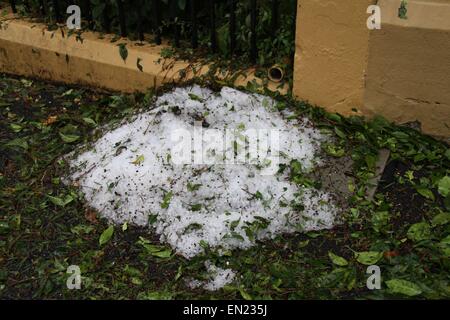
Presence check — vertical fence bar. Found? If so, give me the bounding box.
[38,0,46,15]
[9,1,17,13]
[190,0,198,49]
[52,0,61,22]
[117,0,127,37]
[84,0,94,29]
[153,0,162,44]
[271,0,278,40]
[23,0,30,12]
[102,1,110,32]
[136,0,144,41]
[171,0,180,47]
[250,0,257,63]
[209,0,216,52]
[290,0,298,67]
[86,0,94,29]
[229,0,236,56]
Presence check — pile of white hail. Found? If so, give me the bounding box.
[65,85,340,290]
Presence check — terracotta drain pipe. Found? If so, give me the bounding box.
[268,64,284,83]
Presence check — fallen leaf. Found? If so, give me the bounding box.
[383,251,399,258]
[386,279,422,297]
[99,225,114,246]
[328,251,349,266]
[118,43,128,62]
[47,194,74,207]
[355,251,383,265]
[137,58,144,72]
[437,176,450,197]
[131,154,145,165]
[407,222,431,242]
[59,132,80,143]
[85,208,98,224]
[43,115,58,125]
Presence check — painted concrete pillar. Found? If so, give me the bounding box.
[293,0,450,140]
[365,0,450,139]
[293,0,376,115]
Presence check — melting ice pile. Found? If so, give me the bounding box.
[66,85,339,264]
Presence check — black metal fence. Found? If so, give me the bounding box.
[6,0,297,65]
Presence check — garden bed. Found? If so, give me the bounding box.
[0,74,449,299]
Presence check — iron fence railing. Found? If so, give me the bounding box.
[6,0,297,65]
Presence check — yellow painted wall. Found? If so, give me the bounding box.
[293,0,376,115]
[0,17,188,92]
[365,0,450,139]
[0,13,287,94]
[293,0,450,139]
